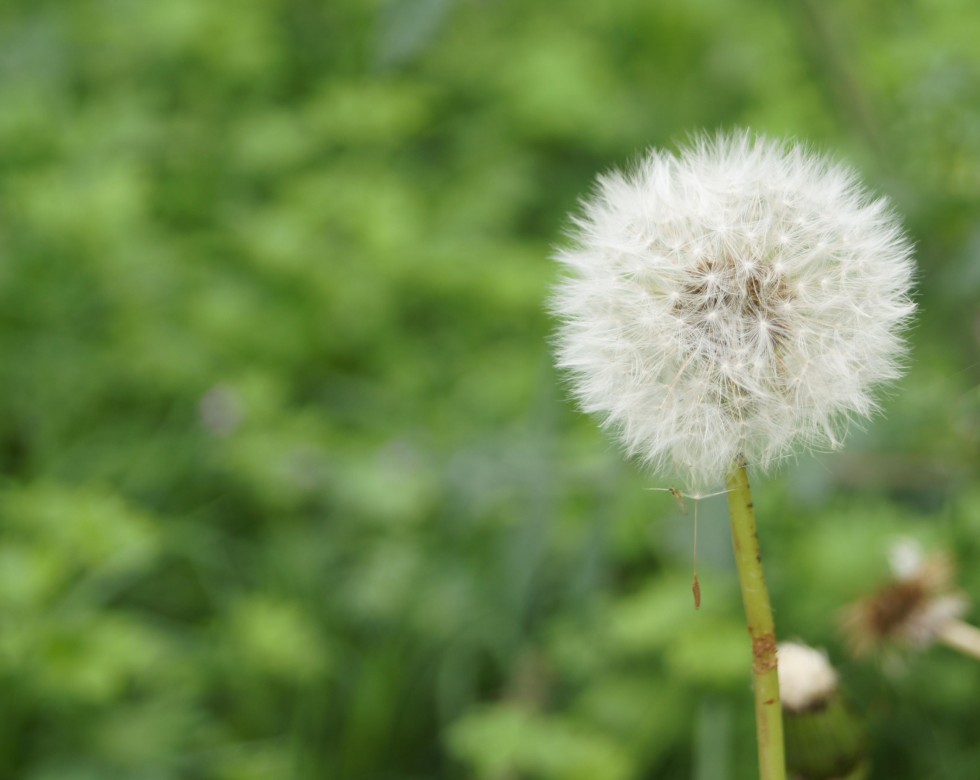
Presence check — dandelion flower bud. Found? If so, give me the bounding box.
[552,132,915,490]
[778,642,868,780]
[778,642,839,712]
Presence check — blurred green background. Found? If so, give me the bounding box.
[0,0,979,778]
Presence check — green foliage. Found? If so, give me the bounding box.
[448,705,633,780]
[0,0,978,778]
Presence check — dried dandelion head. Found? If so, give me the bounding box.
[842,539,967,656]
[552,131,915,490]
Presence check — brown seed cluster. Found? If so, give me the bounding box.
[842,551,966,656]
[671,254,798,414]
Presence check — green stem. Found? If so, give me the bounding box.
[726,462,786,780]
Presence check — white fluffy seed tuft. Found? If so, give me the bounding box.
[777,641,839,712]
[552,131,915,490]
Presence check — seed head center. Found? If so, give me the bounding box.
[675,255,795,344]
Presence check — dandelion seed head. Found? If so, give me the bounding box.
[552,131,915,490]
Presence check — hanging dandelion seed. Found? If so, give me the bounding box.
[551,131,915,780]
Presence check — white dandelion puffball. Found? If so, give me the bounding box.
[553,132,915,490]
[777,642,839,712]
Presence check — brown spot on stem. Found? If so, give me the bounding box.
[752,633,778,674]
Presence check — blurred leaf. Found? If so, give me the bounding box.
[377,0,454,67]
[448,704,632,780]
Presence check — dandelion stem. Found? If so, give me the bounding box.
[938,620,980,663]
[726,462,786,780]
